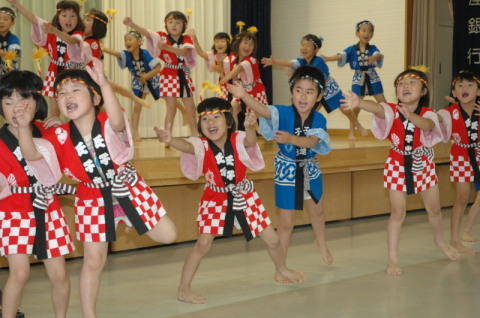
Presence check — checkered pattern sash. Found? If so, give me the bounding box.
[277,152,317,191]
[11,183,76,210]
[391,145,434,174]
[206,178,254,212]
[83,163,139,198]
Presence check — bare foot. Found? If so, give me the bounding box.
[450,241,475,255]
[348,132,357,141]
[461,231,475,242]
[314,240,333,265]
[133,135,142,142]
[358,126,369,137]
[386,262,402,276]
[275,269,305,284]
[177,288,207,304]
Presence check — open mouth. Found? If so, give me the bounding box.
[66,102,78,113]
[462,92,469,98]
[208,127,218,134]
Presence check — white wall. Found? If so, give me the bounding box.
[270,0,406,130]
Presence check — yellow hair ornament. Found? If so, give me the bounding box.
[236,21,246,32]
[3,51,17,71]
[410,65,429,73]
[104,8,117,21]
[186,8,192,23]
[32,47,48,76]
[78,0,87,2]
[247,26,258,34]
[200,80,222,101]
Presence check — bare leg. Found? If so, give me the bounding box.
[386,190,407,276]
[340,106,367,140]
[306,198,333,265]
[2,254,30,318]
[421,185,460,259]
[131,93,147,142]
[163,96,178,135]
[177,234,215,304]
[373,93,387,103]
[450,182,476,253]
[274,209,296,282]
[79,242,108,318]
[259,226,305,283]
[43,256,70,318]
[462,190,480,242]
[231,100,241,128]
[182,97,198,137]
[109,80,150,107]
[145,215,177,244]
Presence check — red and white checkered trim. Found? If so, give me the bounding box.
[450,155,477,183]
[383,157,438,193]
[160,74,196,97]
[42,70,56,97]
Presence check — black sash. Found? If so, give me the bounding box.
[0,124,50,259]
[69,118,148,241]
[460,106,480,182]
[293,107,317,209]
[167,34,191,98]
[356,43,373,95]
[56,38,67,73]
[208,136,253,241]
[399,106,422,195]
[129,49,160,100]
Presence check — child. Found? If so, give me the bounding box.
[16,58,177,317]
[229,65,333,280]
[8,0,86,117]
[155,97,305,304]
[188,28,231,100]
[323,20,386,140]
[262,34,367,139]
[0,7,21,75]
[103,31,161,141]
[437,70,480,253]
[0,70,75,318]
[220,29,268,127]
[342,67,459,275]
[123,11,198,137]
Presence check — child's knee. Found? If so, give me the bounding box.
[195,236,213,254]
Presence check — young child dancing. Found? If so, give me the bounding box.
[0,7,21,75]
[103,31,161,141]
[16,58,177,317]
[437,70,480,253]
[1,70,75,318]
[123,11,197,136]
[155,97,305,304]
[323,20,386,140]
[188,29,231,99]
[342,67,459,275]
[8,0,86,117]
[230,65,333,280]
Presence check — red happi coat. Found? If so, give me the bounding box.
[43,112,165,242]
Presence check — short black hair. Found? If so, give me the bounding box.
[231,31,257,58]
[52,0,85,33]
[394,68,430,107]
[289,65,328,110]
[211,32,232,55]
[196,97,236,136]
[302,34,322,50]
[0,70,48,121]
[164,11,188,33]
[85,9,108,40]
[0,7,16,21]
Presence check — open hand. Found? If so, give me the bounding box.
[43,116,63,129]
[123,16,133,27]
[274,130,292,144]
[227,81,246,99]
[243,110,257,129]
[340,90,360,111]
[261,55,274,67]
[13,100,34,128]
[85,57,106,87]
[154,123,172,144]
[396,103,412,120]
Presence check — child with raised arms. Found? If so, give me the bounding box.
[229,65,333,281]
[15,58,177,317]
[342,67,459,275]
[155,97,305,304]
[0,7,21,75]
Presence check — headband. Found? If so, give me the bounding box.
[396,73,428,87]
[54,78,100,98]
[85,13,108,24]
[125,31,142,40]
[197,109,231,118]
[452,71,480,86]
[356,20,374,31]
[289,75,324,92]
[0,10,15,19]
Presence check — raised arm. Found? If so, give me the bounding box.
[243,111,258,147]
[41,23,80,45]
[321,54,341,62]
[261,55,293,68]
[228,81,271,119]
[14,100,43,161]
[341,90,385,119]
[187,29,207,59]
[123,17,151,39]
[8,0,38,24]
[220,63,245,85]
[102,47,121,58]
[154,124,195,154]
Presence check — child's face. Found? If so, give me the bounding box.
[83,14,94,37]
[396,76,426,106]
[1,92,35,127]
[58,8,78,33]
[214,38,228,54]
[165,17,184,37]
[56,80,99,121]
[0,13,14,35]
[299,40,318,60]
[356,24,374,44]
[452,79,480,105]
[238,38,255,59]
[200,111,229,147]
[291,79,322,119]
[124,34,142,52]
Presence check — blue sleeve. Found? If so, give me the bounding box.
[259,105,280,140]
[307,113,331,155]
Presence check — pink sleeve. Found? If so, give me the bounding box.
[67,33,88,63]
[234,131,265,171]
[223,56,232,76]
[25,138,62,186]
[239,59,254,85]
[437,109,452,143]
[105,113,134,164]
[180,137,205,180]
[31,17,48,46]
[0,173,12,200]
[420,110,443,147]
[206,51,216,72]
[371,103,395,140]
[182,35,197,68]
[146,30,162,57]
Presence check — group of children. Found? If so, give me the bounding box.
[0,1,479,317]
